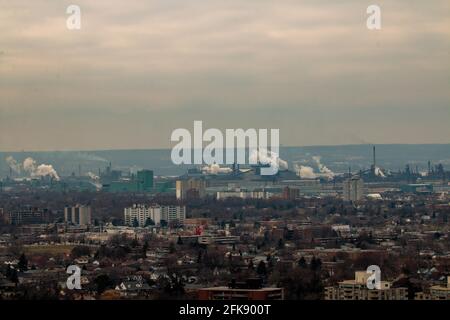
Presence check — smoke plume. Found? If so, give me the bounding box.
[5,156,21,174]
[296,164,317,179]
[312,156,335,179]
[249,148,288,170]
[87,171,100,180]
[23,157,36,173]
[202,163,233,175]
[374,167,386,178]
[23,157,60,180]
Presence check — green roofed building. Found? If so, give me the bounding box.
[103,170,153,193]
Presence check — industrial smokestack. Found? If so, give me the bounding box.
[373,146,376,168]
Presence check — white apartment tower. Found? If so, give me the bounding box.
[124,204,185,227]
[161,205,186,224]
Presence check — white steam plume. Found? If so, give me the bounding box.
[5,156,21,174]
[35,164,60,180]
[23,157,37,173]
[312,156,335,179]
[202,163,233,175]
[249,148,288,170]
[374,167,386,178]
[296,164,317,179]
[23,157,60,181]
[87,171,100,180]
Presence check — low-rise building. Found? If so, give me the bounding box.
[415,277,450,300]
[198,279,283,300]
[324,271,408,300]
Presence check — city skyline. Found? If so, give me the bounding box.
[1,0,450,308]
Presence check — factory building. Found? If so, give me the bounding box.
[103,170,154,193]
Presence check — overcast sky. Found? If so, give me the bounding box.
[0,0,449,151]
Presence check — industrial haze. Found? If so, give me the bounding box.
[1,144,450,177]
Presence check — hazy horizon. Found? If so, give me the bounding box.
[2,143,450,178]
[1,142,450,154]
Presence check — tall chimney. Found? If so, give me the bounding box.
[373,146,376,169]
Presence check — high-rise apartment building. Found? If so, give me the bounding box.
[124,204,161,227]
[64,205,92,225]
[161,205,186,224]
[124,204,185,227]
[7,207,50,225]
[342,176,364,201]
[176,178,206,200]
[283,186,300,200]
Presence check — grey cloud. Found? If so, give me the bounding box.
[0,0,449,150]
